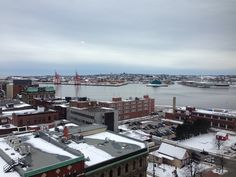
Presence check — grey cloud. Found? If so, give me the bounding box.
[0,0,236,75]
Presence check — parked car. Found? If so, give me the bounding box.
[200,150,209,155]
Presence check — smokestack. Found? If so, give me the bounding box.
[173,96,176,113]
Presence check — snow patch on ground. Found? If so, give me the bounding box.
[178,133,236,154]
[212,168,228,175]
[147,162,211,177]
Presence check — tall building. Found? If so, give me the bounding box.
[99,95,155,120]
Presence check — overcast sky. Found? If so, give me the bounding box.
[0,0,236,75]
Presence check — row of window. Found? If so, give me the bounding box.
[100,158,144,177]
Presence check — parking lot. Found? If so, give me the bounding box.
[120,118,178,139]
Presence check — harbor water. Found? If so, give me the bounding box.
[41,83,236,110]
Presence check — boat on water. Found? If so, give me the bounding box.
[146,80,168,87]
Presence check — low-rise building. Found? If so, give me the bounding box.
[33,97,69,119]
[150,143,190,168]
[0,99,33,125]
[99,95,155,121]
[47,124,149,177]
[165,106,236,132]
[216,132,228,141]
[21,86,55,105]
[67,107,118,132]
[0,132,85,177]
[11,107,59,127]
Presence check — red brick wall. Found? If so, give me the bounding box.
[11,111,59,127]
[99,96,155,120]
[32,160,84,177]
[70,100,97,108]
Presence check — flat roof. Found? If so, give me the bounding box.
[1,109,37,117]
[1,102,31,111]
[175,107,236,118]
[47,129,147,167]
[0,156,20,177]
[0,132,83,176]
[70,106,115,113]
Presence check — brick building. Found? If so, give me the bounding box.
[13,79,32,98]
[33,97,69,120]
[0,132,85,177]
[99,95,155,120]
[21,86,55,105]
[11,107,59,127]
[70,97,98,108]
[165,106,236,132]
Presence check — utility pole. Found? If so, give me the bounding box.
[153,155,156,177]
[221,154,224,173]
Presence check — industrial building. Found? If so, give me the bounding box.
[99,95,155,121]
[165,106,236,132]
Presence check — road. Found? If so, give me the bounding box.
[222,158,236,177]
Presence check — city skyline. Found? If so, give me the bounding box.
[1,0,236,75]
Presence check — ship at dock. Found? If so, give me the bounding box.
[179,81,230,88]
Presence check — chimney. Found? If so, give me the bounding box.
[173,96,176,113]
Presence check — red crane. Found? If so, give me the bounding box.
[74,71,80,85]
[54,71,61,85]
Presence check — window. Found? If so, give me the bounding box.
[139,158,143,167]
[133,160,136,170]
[109,170,113,177]
[125,164,129,173]
[117,167,121,176]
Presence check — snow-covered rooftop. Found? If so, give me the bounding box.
[161,118,183,125]
[175,106,236,118]
[157,143,187,160]
[47,129,147,167]
[1,109,36,117]
[119,130,150,141]
[0,132,81,175]
[0,157,20,177]
[216,132,227,137]
[0,102,31,111]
